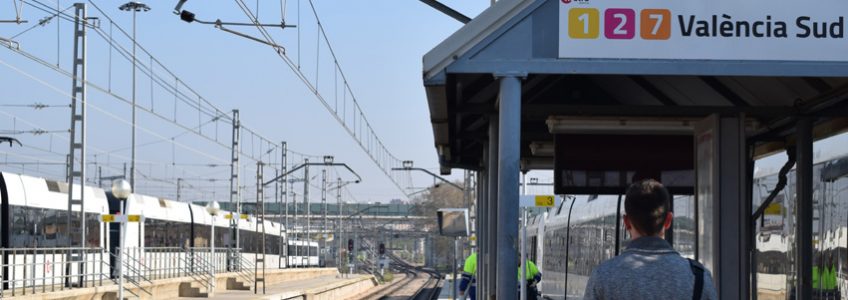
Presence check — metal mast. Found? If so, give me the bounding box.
[302,159,310,267]
[65,2,87,287]
[254,162,266,293]
[280,141,287,268]
[336,177,342,271]
[229,109,240,270]
[321,169,327,238]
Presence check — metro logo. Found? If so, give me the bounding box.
[566,8,671,40]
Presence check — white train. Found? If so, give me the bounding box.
[0,171,319,292]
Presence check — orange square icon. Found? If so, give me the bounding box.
[640,9,671,40]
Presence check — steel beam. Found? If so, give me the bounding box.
[495,75,521,299]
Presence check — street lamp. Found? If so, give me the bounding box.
[206,201,220,293]
[119,1,150,190]
[111,179,132,300]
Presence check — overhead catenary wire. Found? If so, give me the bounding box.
[3,0,341,202]
[224,0,413,198]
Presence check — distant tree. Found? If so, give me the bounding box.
[409,181,472,271]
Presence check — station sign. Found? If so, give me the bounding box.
[558,0,848,62]
[519,195,562,208]
[101,214,144,223]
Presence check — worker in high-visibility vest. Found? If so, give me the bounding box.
[520,258,542,299]
[458,252,542,300]
[459,252,479,300]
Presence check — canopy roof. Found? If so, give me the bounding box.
[423,0,848,172]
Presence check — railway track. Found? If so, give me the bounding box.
[355,251,442,300]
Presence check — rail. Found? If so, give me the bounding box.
[0,247,108,297]
[0,246,256,298]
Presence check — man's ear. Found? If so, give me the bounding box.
[623,214,631,230]
[663,211,674,230]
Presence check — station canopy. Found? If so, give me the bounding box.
[423,0,848,194]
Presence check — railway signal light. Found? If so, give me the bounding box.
[348,239,354,252]
[379,243,386,255]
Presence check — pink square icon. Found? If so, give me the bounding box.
[604,9,635,39]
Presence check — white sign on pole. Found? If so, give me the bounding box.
[558,0,848,61]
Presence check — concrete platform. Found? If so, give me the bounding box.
[3,268,353,300]
[188,274,376,300]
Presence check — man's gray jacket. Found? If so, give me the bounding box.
[583,236,718,300]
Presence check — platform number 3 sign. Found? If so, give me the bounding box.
[534,196,556,208]
[568,8,670,40]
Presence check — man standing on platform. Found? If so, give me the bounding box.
[583,179,717,300]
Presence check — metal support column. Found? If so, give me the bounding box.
[303,159,310,267]
[796,117,814,300]
[475,170,485,280]
[65,3,87,288]
[486,117,499,300]
[496,75,521,299]
[717,116,749,299]
[464,170,475,257]
[255,162,266,293]
[280,142,287,268]
[228,109,240,271]
[478,145,489,298]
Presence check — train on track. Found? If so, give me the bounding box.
[527,155,848,299]
[0,171,319,290]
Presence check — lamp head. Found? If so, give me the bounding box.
[119,1,151,12]
[402,160,413,169]
[323,156,334,164]
[206,201,221,216]
[111,179,132,200]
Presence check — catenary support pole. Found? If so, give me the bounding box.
[229,110,240,271]
[280,141,287,268]
[303,159,310,267]
[337,177,342,272]
[496,74,521,299]
[66,2,88,288]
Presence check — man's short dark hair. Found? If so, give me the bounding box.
[624,179,671,236]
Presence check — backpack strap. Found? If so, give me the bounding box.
[688,258,705,300]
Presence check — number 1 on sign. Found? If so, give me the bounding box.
[568,8,599,39]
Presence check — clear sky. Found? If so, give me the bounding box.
[0,0,501,203]
[2,0,843,204]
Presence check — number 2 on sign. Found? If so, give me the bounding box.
[568,8,599,39]
[604,9,634,39]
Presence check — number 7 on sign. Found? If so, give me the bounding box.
[640,9,671,40]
